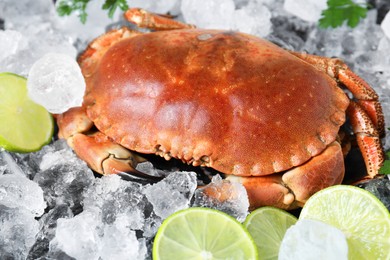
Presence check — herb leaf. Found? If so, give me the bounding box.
[102,0,129,19]
[379,151,390,175]
[319,0,368,28]
[57,0,90,24]
[56,0,129,23]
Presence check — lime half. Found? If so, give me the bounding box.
[300,185,390,260]
[244,206,297,260]
[153,207,258,260]
[0,72,53,152]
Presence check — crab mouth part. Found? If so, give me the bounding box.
[115,152,223,185]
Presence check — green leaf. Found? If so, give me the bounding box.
[103,0,129,18]
[319,0,368,29]
[379,151,390,175]
[56,0,91,24]
[56,0,129,23]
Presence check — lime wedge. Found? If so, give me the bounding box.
[244,206,297,260]
[0,72,54,152]
[299,185,390,260]
[153,207,258,260]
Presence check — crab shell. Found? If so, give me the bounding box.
[83,29,348,177]
[58,16,385,210]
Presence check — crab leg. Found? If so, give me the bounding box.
[57,107,148,178]
[290,51,385,177]
[289,51,385,137]
[347,101,385,178]
[225,141,345,210]
[124,8,195,30]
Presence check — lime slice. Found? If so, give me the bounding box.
[244,206,297,260]
[0,72,54,152]
[300,185,390,260]
[153,207,258,260]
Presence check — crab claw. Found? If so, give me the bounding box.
[124,8,195,30]
[67,132,137,174]
[347,101,385,178]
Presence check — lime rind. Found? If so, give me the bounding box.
[244,206,297,260]
[0,72,54,152]
[153,207,258,260]
[300,185,390,260]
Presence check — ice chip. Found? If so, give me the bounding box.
[136,161,169,177]
[0,30,28,61]
[0,151,25,175]
[181,0,235,29]
[0,205,40,260]
[194,175,249,222]
[381,10,390,39]
[99,215,147,260]
[51,209,147,259]
[50,210,101,259]
[231,1,272,37]
[33,142,95,211]
[279,219,348,260]
[83,175,147,230]
[27,52,86,114]
[283,0,327,22]
[0,173,46,217]
[143,171,197,219]
[28,204,74,260]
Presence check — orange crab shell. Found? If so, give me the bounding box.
[83,29,349,177]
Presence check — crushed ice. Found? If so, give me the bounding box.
[279,219,348,260]
[1,0,390,259]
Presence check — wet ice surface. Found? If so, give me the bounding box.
[27,53,86,114]
[1,0,390,259]
[279,219,349,260]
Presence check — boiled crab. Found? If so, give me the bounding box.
[57,8,385,210]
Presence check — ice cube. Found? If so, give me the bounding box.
[193,175,249,222]
[27,52,86,114]
[50,209,147,259]
[83,174,147,230]
[0,151,25,176]
[142,211,163,239]
[283,0,327,22]
[49,209,101,259]
[136,161,168,177]
[181,0,235,29]
[231,1,272,37]
[381,10,390,39]
[0,29,28,61]
[0,173,46,217]
[28,204,73,260]
[99,215,147,260]
[33,143,95,211]
[359,178,390,211]
[143,171,197,219]
[279,219,348,260]
[0,205,40,259]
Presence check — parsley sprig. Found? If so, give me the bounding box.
[319,0,369,28]
[56,0,129,24]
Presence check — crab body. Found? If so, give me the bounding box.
[57,9,385,209]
